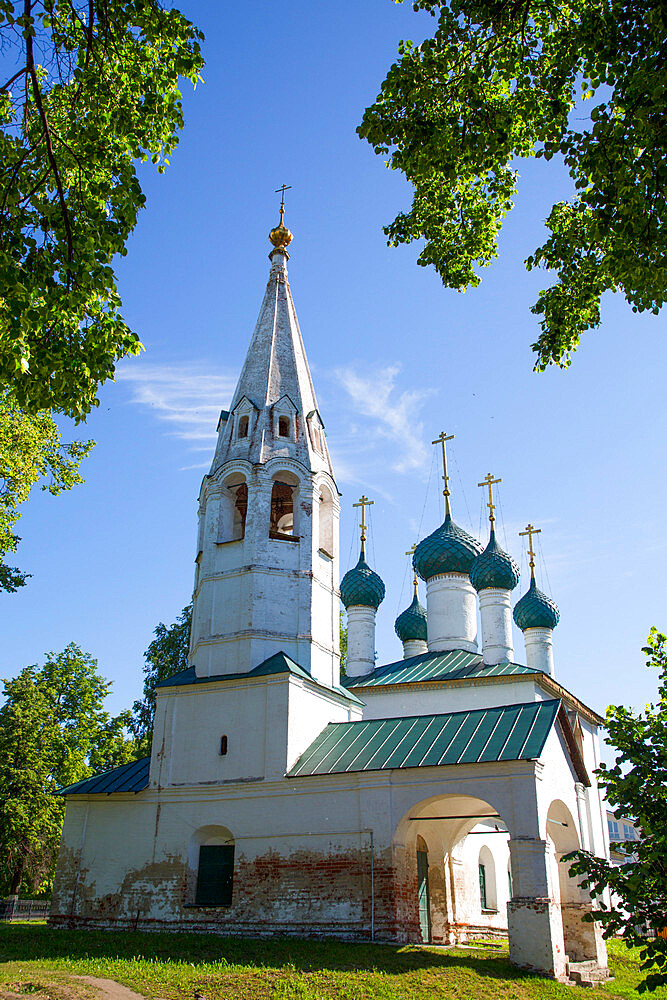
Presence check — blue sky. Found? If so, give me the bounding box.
[2,1,666,743]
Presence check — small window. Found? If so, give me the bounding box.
[278,415,290,437]
[479,863,487,910]
[608,820,619,838]
[623,824,635,841]
[238,415,249,439]
[195,845,234,906]
[219,735,228,756]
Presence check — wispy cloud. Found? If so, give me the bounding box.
[117,362,238,454]
[331,364,434,476]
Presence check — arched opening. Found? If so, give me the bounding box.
[278,415,290,438]
[238,415,249,439]
[416,835,431,943]
[478,844,497,913]
[547,798,600,963]
[270,471,299,540]
[318,484,334,557]
[217,474,248,542]
[394,792,510,946]
[188,825,235,908]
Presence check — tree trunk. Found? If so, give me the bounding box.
[9,849,27,896]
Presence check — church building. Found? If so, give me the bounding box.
[51,208,610,983]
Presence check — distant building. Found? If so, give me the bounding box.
[607,810,640,865]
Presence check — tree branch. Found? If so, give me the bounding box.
[24,0,74,282]
[1,66,29,94]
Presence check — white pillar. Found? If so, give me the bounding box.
[346,605,376,677]
[478,588,514,664]
[506,838,568,980]
[575,782,591,852]
[402,638,428,659]
[426,573,477,653]
[523,627,554,676]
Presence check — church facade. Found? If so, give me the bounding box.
[51,214,610,982]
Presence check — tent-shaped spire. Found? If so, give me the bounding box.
[211,220,334,478]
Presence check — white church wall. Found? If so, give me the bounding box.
[458,829,512,932]
[150,679,287,786]
[356,677,548,721]
[286,678,362,773]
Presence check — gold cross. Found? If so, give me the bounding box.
[352,495,374,556]
[432,431,454,515]
[519,523,541,577]
[275,184,292,225]
[406,543,418,595]
[478,473,502,528]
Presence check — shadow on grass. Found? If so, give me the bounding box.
[0,924,523,981]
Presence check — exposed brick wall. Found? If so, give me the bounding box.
[51,844,424,943]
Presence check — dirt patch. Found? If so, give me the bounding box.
[72,980,146,1000]
[0,976,146,1000]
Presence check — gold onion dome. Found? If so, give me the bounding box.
[269,219,292,251]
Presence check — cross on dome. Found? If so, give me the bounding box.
[405,543,418,595]
[432,431,454,515]
[353,494,374,558]
[519,522,542,579]
[478,473,502,530]
[269,183,293,252]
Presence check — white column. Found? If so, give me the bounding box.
[478,588,514,664]
[346,605,376,677]
[507,837,568,980]
[523,627,555,676]
[575,782,591,852]
[402,638,428,659]
[426,573,477,653]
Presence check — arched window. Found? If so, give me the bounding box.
[270,471,299,539]
[278,415,290,438]
[319,485,334,557]
[478,845,497,912]
[238,415,249,439]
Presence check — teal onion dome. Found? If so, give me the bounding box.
[470,529,520,593]
[513,577,560,630]
[413,513,483,581]
[395,593,427,642]
[340,553,385,609]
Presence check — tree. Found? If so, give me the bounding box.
[358,1,667,370]
[131,603,192,755]
[0,0,204,419]
[0,390,92,590]
[567,627,667,992]
[0,643,136,895]
[339,609,347,675]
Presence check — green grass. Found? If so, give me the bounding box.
[0,925,662,1000]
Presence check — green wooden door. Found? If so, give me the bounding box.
[417,848,431,943]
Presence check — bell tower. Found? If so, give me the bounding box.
[190,207,341,688]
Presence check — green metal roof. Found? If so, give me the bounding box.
[156,651,362,705]
[58,756,150,796]
[288,699,561,777]
[343,648,536,689]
